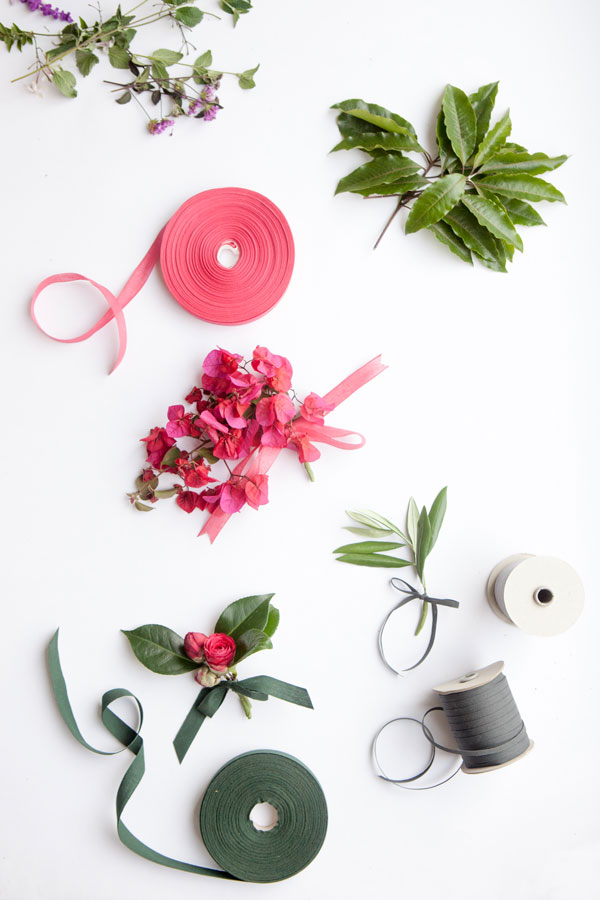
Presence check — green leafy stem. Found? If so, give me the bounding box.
[333,487,447,633]
[1,1,258,129]
[331,84,568,270]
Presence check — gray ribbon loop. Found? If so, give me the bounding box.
[378,579,459,674]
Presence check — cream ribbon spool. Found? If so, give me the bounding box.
[486,554,584,636]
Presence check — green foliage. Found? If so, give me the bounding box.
[331,82,567,268]
[52,68,77,98]
[334,488,448,633]
[122,625,199,674]
[221,0,252,26]
[123,593,279,677]
[0,22,34,52]
[238,64,259,89]
[1,0,256,134]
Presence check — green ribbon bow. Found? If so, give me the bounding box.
[174,675,314,762]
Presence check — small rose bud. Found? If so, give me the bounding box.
[204,633,236,673]
[184,632,207,662]
[194,665,221,688]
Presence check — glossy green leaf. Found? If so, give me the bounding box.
[52,68,77,98]
[335,154,421,195]
[331,131,424,154]
[469,81,499,145]
[500,198,546,226]
[415,507,432,583]
[116,90,132,104]
[234,629,273,664]
[122,625,198,674]
[443,204,507,271]
[462,193,523,251]
[477,150,568,175]
[263,605,280,638]
[503,142,528,152]
[472,109,511,167]
[436,108,460,173]
[342,525,394,538]
[442,84,477,164]
[160,447,180,467]
[353,175,430,197]
[334,541,404,554]
[214,594,275,640]
[406,498,420,547]
[335,553,413,568]
[478,174,566,203]
[75,49,99,76]
[428,487,447,550]
[427,221,473,264]
[477,237,507,272]
[405,174,466,233]
[151,48,183,65]
[108,46,130,69]
[175,6,204,25]
[332,99,418,136]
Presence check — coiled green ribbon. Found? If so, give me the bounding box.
[48,630,327,882]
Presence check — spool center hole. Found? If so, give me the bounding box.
[535,588,554,605]
[217,242,239,269]
[249,802,278,832]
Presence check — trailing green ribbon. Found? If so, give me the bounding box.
[174,675,313,763]
[48,630,324,883]
[49,629,236,880]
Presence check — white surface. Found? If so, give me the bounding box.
[1,1,599,898]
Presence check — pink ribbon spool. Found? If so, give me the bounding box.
[31,188,295,372]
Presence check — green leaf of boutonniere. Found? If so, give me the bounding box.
[214,594,275,640]
[122,624,199,674]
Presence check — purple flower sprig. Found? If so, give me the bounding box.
[19,0,73,22]
[1,0,259,136]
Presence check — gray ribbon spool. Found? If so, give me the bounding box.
[486,554,584,636]
[373,661,533,786]
[434,661,533,774]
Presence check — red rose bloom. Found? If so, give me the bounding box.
[203,633,236,672]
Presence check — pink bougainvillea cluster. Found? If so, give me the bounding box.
[128,346,333,518]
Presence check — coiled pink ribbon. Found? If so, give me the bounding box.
[200,355,387,542]
[30,188,295,373]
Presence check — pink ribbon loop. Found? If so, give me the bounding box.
[30,190,294,373]
[199,355,387,542]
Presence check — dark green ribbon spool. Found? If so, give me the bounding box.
[48,630,327,883]
[200,750,328,883]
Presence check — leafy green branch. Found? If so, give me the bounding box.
[334,487,447,633]
[331,84,567,269]
[1,1,258,132]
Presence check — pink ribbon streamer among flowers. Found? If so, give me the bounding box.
[30,188,294,372]
[198,354,387,541]
[131,348,386,542]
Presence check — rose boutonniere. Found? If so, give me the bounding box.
[123,593,313,761]
[334,488,458,670]
[128,345,386,540]
[331,83,567,269]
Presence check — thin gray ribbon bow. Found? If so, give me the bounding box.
[378,577,459,673]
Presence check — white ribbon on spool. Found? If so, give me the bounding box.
[486,554,584,636]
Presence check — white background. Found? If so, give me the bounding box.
[1,1,599,897]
